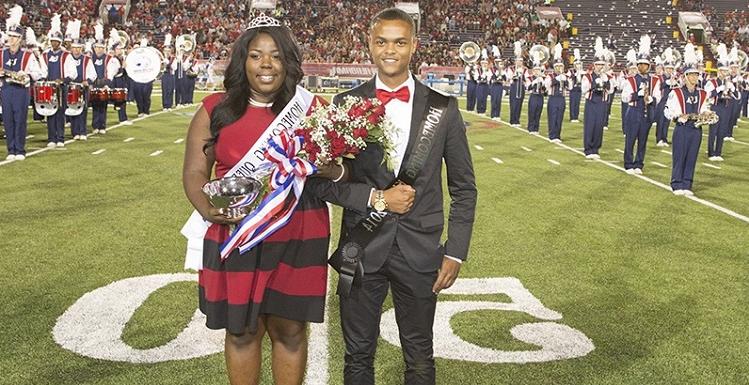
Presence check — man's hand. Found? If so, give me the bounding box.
[432,257,461,294]
[381,184,415,214]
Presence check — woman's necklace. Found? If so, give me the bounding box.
[248,98,273,108]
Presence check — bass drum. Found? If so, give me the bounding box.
[125,47,164,84]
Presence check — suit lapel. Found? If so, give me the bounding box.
[403,79,429,162]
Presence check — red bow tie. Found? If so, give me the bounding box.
[376,86,410,105]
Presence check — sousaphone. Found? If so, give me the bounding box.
[459,42,480,64]
[125,46,164,83]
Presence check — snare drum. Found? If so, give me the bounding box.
[65,82,85,116]
[90,88,109,103]
[109,88,127,104]
[66,83,84,105]
[33,81,60,116]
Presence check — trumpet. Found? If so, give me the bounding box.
[683,111,719,126]
[0,70,31,86]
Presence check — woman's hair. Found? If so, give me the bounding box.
[204,26,303,151]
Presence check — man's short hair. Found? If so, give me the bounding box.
[370,7,416,37]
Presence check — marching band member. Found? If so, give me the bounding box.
[727,44,743,140]
[464,57,478,112]
[741,68,749,120]
[704,43,740,161]
[174,41,194,106]
[568,48,583,123]
[68,19,96,140]
[42,14,78,148]
[161,33,175,111]
[603,55,616,131]
[489,47,505,121]
[665,43,711,196]
[476,52,490,115]
[1,6,44,160]
[655,48,679,147]
[525,47,546,135]
[109,28,131,126]
[91,22,119,134]
[133,37,154,117]
[621,35,662,174]
[507,41,526,127]
[581,37,614,159]
[25,26,47,123]
[621,49,638,136]
[545,43,568,143]
[184,38,198,105]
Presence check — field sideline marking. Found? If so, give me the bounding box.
[461,108,749,224]
[0,104,196,167]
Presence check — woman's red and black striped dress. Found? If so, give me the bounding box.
[199,93,329,334]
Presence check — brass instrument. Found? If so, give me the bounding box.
[175,34,195,54]
[459,42,480,64]
[684,111,719,126]
[0,70,31,86]
[737,49,749,71]
[529,44,550,67]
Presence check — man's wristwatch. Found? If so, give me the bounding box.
[373,190,388,212]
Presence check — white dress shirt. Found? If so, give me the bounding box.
[375,73,414,174]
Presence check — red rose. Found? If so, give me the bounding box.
[353,127,368,139]
[361,98,374,110]
[326,129,339,140]
[330,137,346,156]
[367,112,381,124]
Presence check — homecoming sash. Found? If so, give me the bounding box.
[329,91,450,296]
[181,86,315,270]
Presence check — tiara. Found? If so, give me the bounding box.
[247,13,282,30]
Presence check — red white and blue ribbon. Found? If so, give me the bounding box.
[218,132,317,260]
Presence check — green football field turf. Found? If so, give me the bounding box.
[1,91,747,385]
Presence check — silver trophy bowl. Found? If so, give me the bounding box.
[202,176,265,219]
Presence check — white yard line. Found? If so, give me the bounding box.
[174,138,185,144]
[461,108,749,224]
[521,146,533,152]
[25,135,34,139]
[651,161,668,168]
[547,159,560,165]
[491,157,504,164]
[660,149,672,155]
[304,204,334,385]
[149,150,163,157]
[91,149,106,155]
[123,137,135,142]
[615,148,625,154]
[473,145,484,151]
[0,104,196,167]
[701,162,722,170]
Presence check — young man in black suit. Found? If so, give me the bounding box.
[311,7,477,385]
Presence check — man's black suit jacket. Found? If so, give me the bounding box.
[311,76,477,273]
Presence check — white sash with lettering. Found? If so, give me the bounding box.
[181,86,315,270]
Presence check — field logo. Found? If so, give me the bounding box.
[380,277,594,363]
[53,275,593,364]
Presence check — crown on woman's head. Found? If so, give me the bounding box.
[247,13,282,30]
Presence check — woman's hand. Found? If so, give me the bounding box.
[200,207,246,225]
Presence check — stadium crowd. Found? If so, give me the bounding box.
[0,0,745,66]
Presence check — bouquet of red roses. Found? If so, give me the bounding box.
[296,95,397,170]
